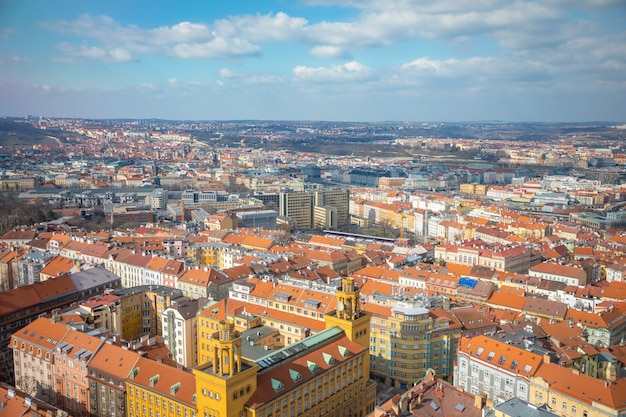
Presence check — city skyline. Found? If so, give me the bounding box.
[1,0,625,122]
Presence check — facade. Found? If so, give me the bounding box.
[236,210,278,230]
[454,335,544,404]
[368,301,462,389]
[87,342,141,417]
[193,276,377,417]
[126,357,197,417]
[177,267,232,301]
[13,251,53,286]
[163,298,206,368]
[147,188,169,210]
[279,189,349,230]
[114,285,184,341]
[531,362,626,417]
[53,329,105,416]
[10,317,70,404]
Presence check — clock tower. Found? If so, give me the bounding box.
[193,320,258,417]
[324,277,371,350]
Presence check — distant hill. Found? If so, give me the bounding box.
[0,120,59,146]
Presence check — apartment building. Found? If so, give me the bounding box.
[177,267,232,300]
[529,262,588,286]
[531,362,626,417]
[454,335,544,404]
[162,298,206,368]
[87,342,141,417]
[53,329,105,416]
[126,357,197,417]
[10,317,70,403]
[368,301,462,389]
[0,270,120,386]
[113,285,184,341]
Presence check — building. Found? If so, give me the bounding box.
[370,368,485,417]
[193,276,377,417]
[126,356,197,417]
[529,262,588,286]
[454,335,544,404]
[87,341,141,417]
[10,317,70,403]
[147,188,169,210]
[0,270,120,386]
[53,329,105,416]
[564,308,626,347]
[236,209,278,230]
[279,189,349,230]
[177,267,232,301]
[163,298,206,368]
[531,362,626,417]
[113,285,184,342]
[77,292,122,334]
[314,188,350,228]
[0,383,68,417]
[485,397,558,417]
[367,301,462,389]
[280,191,314,230]
[12,251,53,286]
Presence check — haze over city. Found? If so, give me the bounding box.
[1,0,625,122]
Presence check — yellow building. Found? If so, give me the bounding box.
[115,285,184,341]
[459,183,477,194]
[188,243,224,267]
[530,362,626,417]
[194,277,377,417]
[126,356,197,417]
[367,301,462,389]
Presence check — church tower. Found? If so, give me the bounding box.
[193,320,258,417]
[324,277,371,349]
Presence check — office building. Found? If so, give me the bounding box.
[193,277,377,417]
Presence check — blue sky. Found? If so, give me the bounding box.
[0,0,625,122]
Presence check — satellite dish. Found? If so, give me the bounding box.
[337,301,344,312]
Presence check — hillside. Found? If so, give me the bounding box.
[0,120,59,146]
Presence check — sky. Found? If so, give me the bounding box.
[0,0,625,122]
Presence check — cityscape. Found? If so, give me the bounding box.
[0,117,625,417]
[2,1,626,417]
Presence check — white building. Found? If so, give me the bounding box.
[161,298,205,368]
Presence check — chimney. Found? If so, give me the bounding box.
[474,394,485,409]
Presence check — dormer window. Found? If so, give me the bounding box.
[271,378,285,392]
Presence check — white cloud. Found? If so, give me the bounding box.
[293,61,375,82]
[56,42,133,62]
[167,37,261,59]
[309,45,351,59]
[217,68,286,85]
[217,68,242,79]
